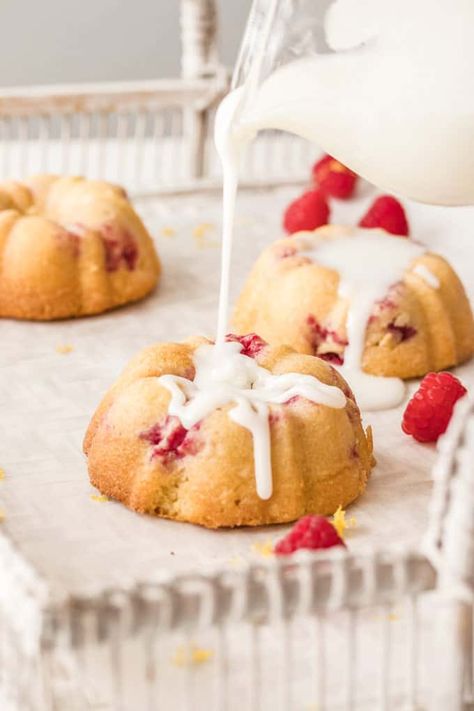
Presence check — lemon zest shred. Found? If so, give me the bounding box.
[332,506,357,540]
[191,647,214,664]
[90,494,109,503]
[172,644,214,667]
[192,223,219,249]
[56,344,74,355]
[192,222,215,239]
[251,540,274,558]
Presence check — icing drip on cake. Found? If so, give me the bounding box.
[297,228,439,410]
[413,263,441,289]
[158,340,346,499]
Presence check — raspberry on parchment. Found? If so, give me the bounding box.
[283,189,330,235]
[359,195,410,236]
[275,514,346,555]
[313,154,358,199]
[402,372,467,443]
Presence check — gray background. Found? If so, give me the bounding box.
[0,1,252,87]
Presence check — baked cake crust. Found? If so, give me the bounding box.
[233,225,474,379]
[0,175,160,320]
[84,336,374,529]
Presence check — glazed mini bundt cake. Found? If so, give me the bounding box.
[0,175,160,320]
[234,225,474,380]
[84,334,373,528]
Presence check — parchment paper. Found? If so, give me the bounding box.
[1,181,473,602]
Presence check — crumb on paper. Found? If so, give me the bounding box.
[172,644,214,667]
[90,494,109,503]
[251,540,274,558]
[192,223,219,249]
[161,226,176,238]
[0,509,5,523]
[192,222,215,239]
[371,609,401,622]
[0,468,5,481]
[332,505,357,540]
[56,344,74,355]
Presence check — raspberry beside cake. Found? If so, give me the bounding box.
[84,335,373,528]
[0,175,160,320]
[233,225,474,380]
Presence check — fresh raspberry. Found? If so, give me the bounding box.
[402,372,467,443]
[359,195,409,236]
[283,189,330,235]
[312,154,358,199]
[226,333,268,358]
[274,515,346,555]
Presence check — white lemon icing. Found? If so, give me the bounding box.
[159,341,345,500]
[413,263,441,289]
[296,229,439,410]
[229,0,474,205]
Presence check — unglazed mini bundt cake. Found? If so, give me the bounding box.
[0,175,160,320]
[84,334,373,528]
[234,226,474,380]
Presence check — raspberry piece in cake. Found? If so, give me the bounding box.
[387,321,417,343]
[307,315,347,363]
[100,224,139,271]
[319,352,345,365]
[141,416,201,460]
[312,154,358,199]
[283,189,330,235]
[359,195,409,236]
[278,242,299,259]
[56,228,81,257]
[402,372,467,443]
[275,515,346,555]
[375,295,398,313]
[226,333,268,358]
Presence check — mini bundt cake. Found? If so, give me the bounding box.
[84,334,374,528]
[233,226,474,380]
[0,175,160,320]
